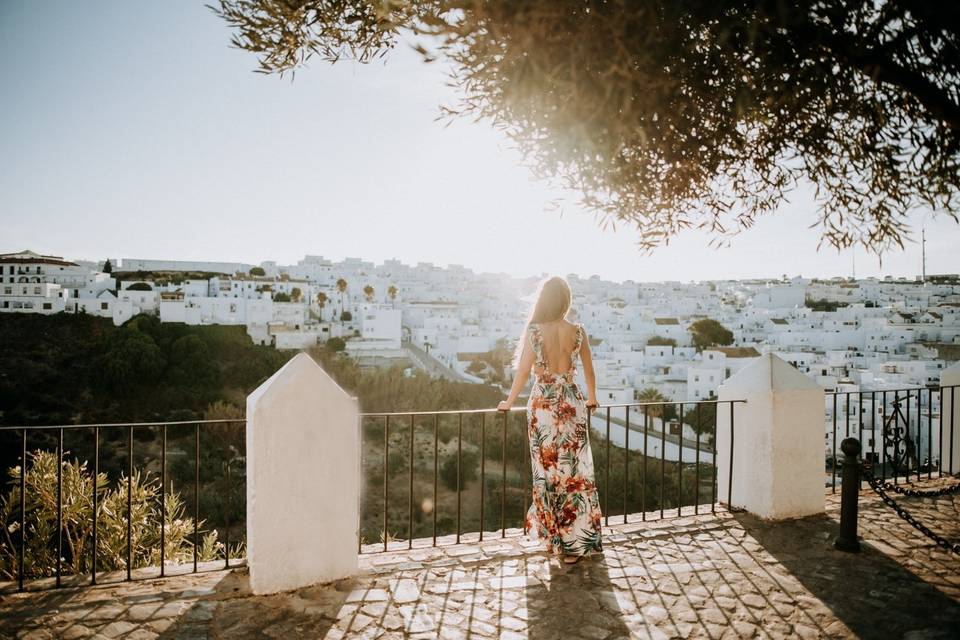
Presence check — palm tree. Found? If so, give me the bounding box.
[363,284,375,303]
[636,387,670,420]
[336,278,348,316]
[317,291,328,321]
[387,285,398,308]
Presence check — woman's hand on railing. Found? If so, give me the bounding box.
[585,400,598,410]
[497,401,511,412]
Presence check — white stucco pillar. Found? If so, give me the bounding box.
[246,352,359,595]
[716,353,825,519]
[941,362,960,474]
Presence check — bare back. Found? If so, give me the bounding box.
[531,320,582,377]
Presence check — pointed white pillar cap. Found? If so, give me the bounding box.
[721,352,821,393]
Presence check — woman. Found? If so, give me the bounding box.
[497,276,603,563]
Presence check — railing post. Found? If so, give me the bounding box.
[246,353,359,595]
[941,364,960,474]
[717,353,824,519]
[834,437,862,553]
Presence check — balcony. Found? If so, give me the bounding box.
[1,354,959,638]
[2,487,958,638]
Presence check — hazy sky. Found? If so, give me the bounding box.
[1,1,957,283]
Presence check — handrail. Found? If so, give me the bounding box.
[359,398,747,418]
[0,418,244,431]
[826,383,958,396]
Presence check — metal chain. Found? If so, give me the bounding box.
[861,465,960,555]
[870,476,960,498]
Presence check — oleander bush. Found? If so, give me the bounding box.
[0,450,223,581]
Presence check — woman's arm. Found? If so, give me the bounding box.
[497,339,534,411]
[580,328,598,408]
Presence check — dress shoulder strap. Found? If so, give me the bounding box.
[573,323,585,353]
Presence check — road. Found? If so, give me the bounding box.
[402,340,469,382]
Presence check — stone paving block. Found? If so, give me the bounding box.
[388,578,420,603]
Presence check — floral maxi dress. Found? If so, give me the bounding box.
[525,322,603,556]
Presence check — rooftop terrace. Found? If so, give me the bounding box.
[3,485,958,640]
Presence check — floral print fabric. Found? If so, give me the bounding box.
[525,322,603,556]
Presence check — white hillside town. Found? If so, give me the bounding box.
[2,248,958,469]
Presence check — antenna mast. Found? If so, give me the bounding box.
[922,227,927,284]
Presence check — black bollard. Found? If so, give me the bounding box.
[834,437,862,553]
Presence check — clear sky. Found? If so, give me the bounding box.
[1,1,957,283]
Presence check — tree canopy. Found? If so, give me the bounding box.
[689,318,734,351]
[214,0,959,254]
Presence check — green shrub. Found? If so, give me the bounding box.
[325,337,346,353]
[0,450,223,581]
[439,448,479,491]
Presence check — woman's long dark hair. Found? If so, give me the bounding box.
[512,277,572,368]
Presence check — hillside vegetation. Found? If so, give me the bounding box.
[0,313,291,426]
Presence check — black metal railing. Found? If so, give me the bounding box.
[356,398,744,553]
[0,419,245,593]
[1,397,749,587]
[826,384,958,492]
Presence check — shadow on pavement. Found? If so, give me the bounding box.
[155,570,347,639]
[733,511,960,639]
[526,553,632,640]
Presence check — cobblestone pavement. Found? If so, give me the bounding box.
[2,484,958,639]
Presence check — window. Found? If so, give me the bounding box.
[2,301,7,308]
[101,302,108,310]
[33,286,41,295]
[43,303,52,310]
[3,287,9,295]
[694,375,699,382]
